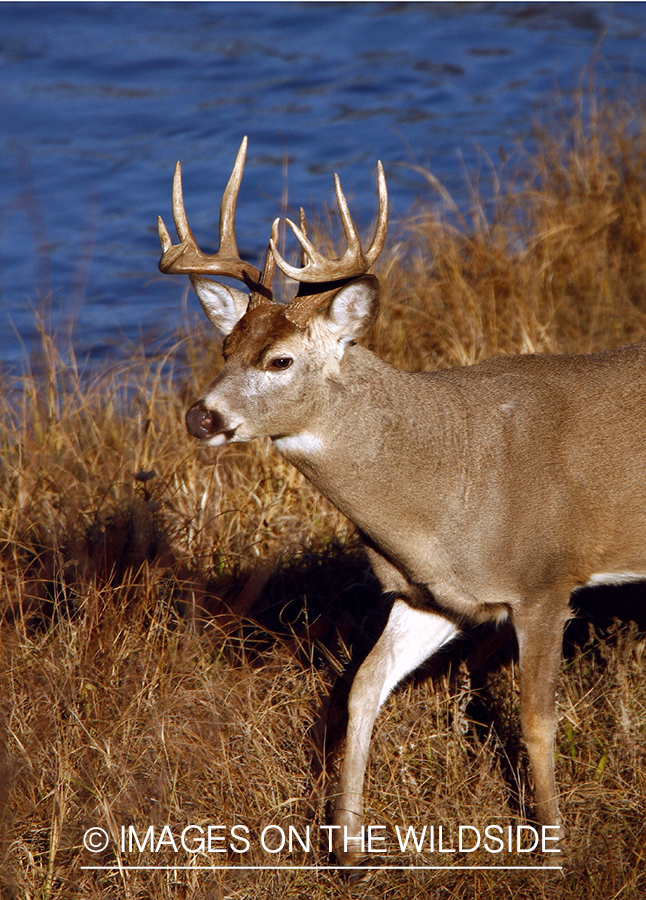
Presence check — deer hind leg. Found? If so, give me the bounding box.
[333,598,458,865]
[514,601,570,830]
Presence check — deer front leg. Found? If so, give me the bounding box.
[514,601,570,830]
[333,599,458,865]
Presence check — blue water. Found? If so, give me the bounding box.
[2,1,646,369]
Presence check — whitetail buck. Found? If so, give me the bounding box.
[158,138,646,865]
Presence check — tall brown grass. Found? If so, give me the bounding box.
[1,93,646,898]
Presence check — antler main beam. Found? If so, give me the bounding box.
[270,161,388,283]
[157,136,263,289]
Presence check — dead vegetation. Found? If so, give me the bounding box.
[1,93,646,898]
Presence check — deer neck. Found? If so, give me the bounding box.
[272,345,459,540]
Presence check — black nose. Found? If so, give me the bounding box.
[185,402,224,439]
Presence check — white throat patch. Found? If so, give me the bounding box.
[273,432,324,457]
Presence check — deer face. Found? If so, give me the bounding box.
[185,274,380,446]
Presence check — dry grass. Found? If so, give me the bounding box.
[2,92,646,898]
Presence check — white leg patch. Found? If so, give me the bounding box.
[376,600,459,707]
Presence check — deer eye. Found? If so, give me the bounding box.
[268,356,293,370]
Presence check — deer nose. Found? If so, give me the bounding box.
[185,402,224,439]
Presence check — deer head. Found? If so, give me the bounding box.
[158,137,388,447]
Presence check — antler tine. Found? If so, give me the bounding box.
[298,207,309,266]
[157,137,263,288]
[260,223,277,290]
[333,171,361,259]
[247,220,278,309]
[157,162,194,269]
[270,161,388,284]
[217,135,246,260]
[171,160,193,244]
[365,160,388,267]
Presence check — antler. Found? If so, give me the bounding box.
[157,141,387,320]
[158,136,269,296]
[270,161,388,284]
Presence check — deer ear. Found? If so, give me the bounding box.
[324,275,380,346]
[190,274,249,336]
